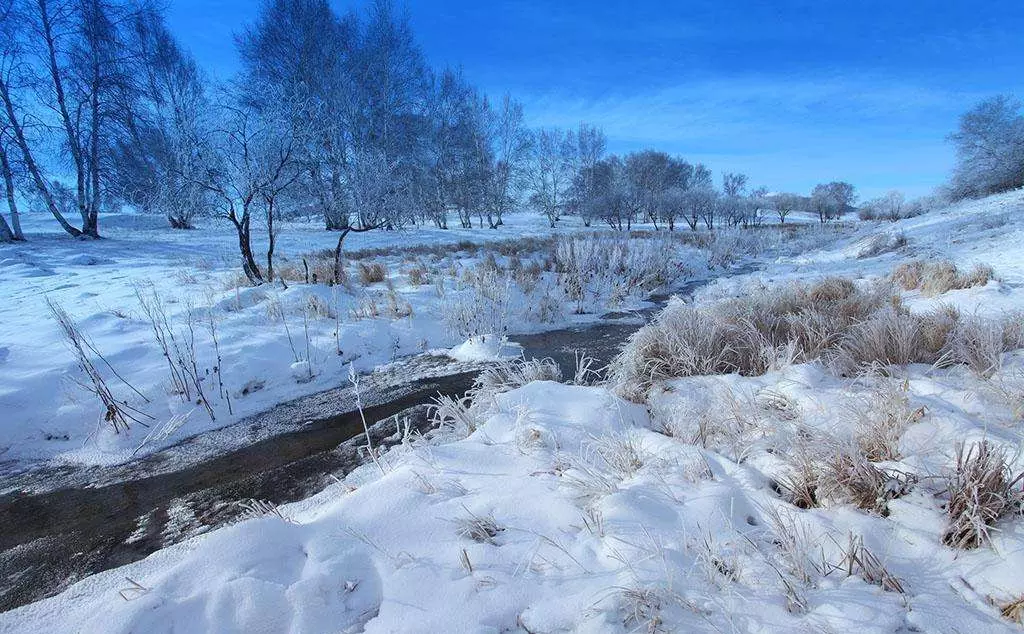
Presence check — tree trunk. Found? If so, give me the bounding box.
[266,197,276,282]
[0,141,24,240]
[231,213,263,285]
[0,214,13,242]
[0,79,80,237]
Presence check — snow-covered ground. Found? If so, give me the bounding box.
[0,211,709,467]
[4,191,1024,632]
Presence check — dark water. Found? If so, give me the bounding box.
[0,272,738,613]
[0,372,477,612]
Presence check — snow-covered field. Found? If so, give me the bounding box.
[4,191,1024,632]
[0,212,712,467]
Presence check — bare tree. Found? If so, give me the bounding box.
[483,94,529,228]
[200,98,300,285]
[772,193,799,224]
[238,0,358,231]
[109,6,210,229]
[722,172,748,197]
[682,185,718,231]
[947,94,1024,199]
[527,127,573,227]
[811,181,856,223]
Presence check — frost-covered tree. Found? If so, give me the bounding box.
[721,172,748,197]
[947,95,1024,199]
[238,0,359,230]
[624,150,677,229]
[527,127,573,227]
[109,6,210,229]
[199,97,302,284]
[771,192,799,224]
[482,94,530,228]
[811,181,856,223]
[0,0,145,238]
[564,123,606,226]
[682,185,718,231]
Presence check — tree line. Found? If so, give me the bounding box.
[0,0,866,283]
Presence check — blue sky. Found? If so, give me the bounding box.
[167,0,1024,198]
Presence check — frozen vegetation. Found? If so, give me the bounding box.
[4,189,1024,632]
[3,0,1024,630]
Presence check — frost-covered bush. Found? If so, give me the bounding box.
[610,277,1024,401]
[555,234,692,313]
[891,259,994,296]
[943,441,1024,549]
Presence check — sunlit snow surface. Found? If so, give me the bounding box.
[4,191,1024,631]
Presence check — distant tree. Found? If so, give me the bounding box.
[527,127,573,227]
[109,6,210,229]
[721,172,748,197]
[811,181,856,223]
[772,193,799,224]
[860,190,905,221]
[947,95,1024,199]
[681,186,718,231]
[624,150,677,230]
[483,94,530,228]
[564,122,606,226]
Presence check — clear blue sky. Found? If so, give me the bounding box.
[167,0,1024,199]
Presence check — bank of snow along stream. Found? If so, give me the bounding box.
[5,353,1024,633]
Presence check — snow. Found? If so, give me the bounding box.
[4,370,1024,632]
[0,211,702,468]
[5,191,1024,631]
[446,334,522,362]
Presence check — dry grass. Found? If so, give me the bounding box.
[999,596,1024,624]
[610,278,893,401]
[892,259,994,296]
[818,445,912,516]
[611,276,1023,402]
[357,261,388,285]
[472,357,562,406]
[826,533,905,593]
[455,509,504,544]
[851,382,924,462]
[407,265,429,286]
[857,231,907,258]
[943,441,1024,549]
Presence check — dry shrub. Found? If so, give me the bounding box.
[385,290,413,318]
[612,273,1024,402]
[407,265,429,286]
[610,277,893,401]
[455,510,503,544]
[892,259,994,296]
[857,231,907,258]
[349,297,380,320]
[943,441,1024,549]
[1000,596,1024,625]
[827,534,905,593]
[473,357,562,404]
[357,261,388,285]
[851,383,923,462]
[947,316,1006,377]
[891,261,924,291]
[777,438,821,510]
[277,253,345,286]
[839,306,924,368]
[919,304,960,355]
[304,294,336,320]
[818,445,912,516]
